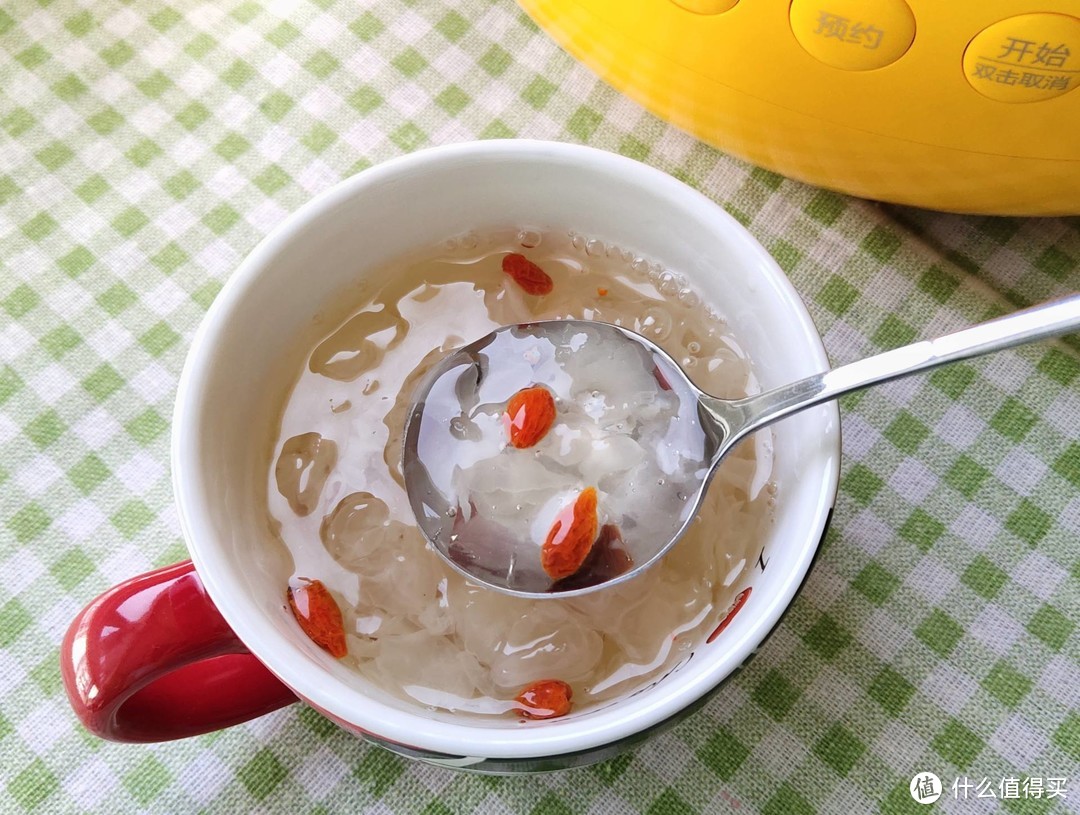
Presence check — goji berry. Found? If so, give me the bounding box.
[287,579,348,658]
[504,385,556,448]
[653,365,671,391]
[515,679,573,719]
[707,587,752,644]
[502,253,553,296]
[541,487,598,580]
[551,523,633,592]
[597,287,608,297]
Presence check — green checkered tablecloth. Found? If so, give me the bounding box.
[2,0,1078,811]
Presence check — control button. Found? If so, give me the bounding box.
[790,0,916,71]
[670,0,738,13]
[963,13,1080,102]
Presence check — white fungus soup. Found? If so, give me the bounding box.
[268,228,776,720]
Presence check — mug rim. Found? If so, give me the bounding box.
[172,139,841,759]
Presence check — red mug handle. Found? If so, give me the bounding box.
[61,560,298,742]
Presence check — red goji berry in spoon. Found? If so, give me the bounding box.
[504,385,556,449]
[551,523,633,592]
[541,487,599,580]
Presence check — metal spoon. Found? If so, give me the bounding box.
[402,295,1080,598]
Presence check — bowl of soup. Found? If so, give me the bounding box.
[62,140,840,772]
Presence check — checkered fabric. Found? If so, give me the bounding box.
[2,0,1079,812]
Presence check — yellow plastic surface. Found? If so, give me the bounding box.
[963,13,1080,102]
[671,0,739,15]
[517,0,1080,215]
[790,0,915,71]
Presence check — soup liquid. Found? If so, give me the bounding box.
[268,229,776,717]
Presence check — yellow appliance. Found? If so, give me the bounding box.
[517,0,1080,215]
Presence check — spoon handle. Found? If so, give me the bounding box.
[708,293,1080,447]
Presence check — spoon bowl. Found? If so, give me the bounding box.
[404,296,1080,598]
[402,319,716,597]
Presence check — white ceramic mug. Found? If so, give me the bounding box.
[61,140,840,771]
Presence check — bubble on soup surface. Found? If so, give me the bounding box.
[678,288,700,308]
[309,303,406,381]
[636,306,673,341]
[517,229,541,249]
[658,272,679,297]
[275,433,338,517]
